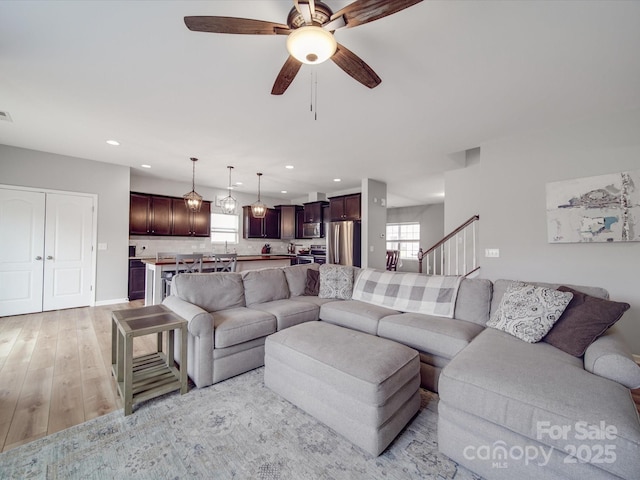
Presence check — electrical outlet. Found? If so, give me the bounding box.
[485,248,500,258]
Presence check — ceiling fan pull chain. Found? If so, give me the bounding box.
[314,70,318,121]
[310,70,314,112]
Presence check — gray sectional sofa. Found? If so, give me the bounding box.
[162,263,640,479]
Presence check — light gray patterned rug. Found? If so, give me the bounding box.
[0,368,482,479]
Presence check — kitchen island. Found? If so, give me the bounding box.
[141,255,294,306]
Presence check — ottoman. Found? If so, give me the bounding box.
[264,321,421,456]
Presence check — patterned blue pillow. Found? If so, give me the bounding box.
[487,282,573,343]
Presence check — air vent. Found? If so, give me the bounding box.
[0,111,13,122]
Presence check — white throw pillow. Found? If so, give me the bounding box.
[318,264,354,300]
[487,282,573,343]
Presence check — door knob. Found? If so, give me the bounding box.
[35,256,42,260]
[46,255,53,260]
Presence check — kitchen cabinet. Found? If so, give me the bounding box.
[303,201,327,223]
[129,193,151,235]
[243,206,281,239]
[329,193,361,221]
[128,259,146,300]
[172,198,211,237]
[296,207,307,239]
[129,193,210,237]
[276,205,298,240]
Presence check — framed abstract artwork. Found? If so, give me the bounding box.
[546,170,639,243]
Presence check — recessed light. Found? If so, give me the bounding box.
[281,190,288,194]
[106,140,120,146]
[141,164,151,169]
[333,178,341,182]
[285,165,294,169]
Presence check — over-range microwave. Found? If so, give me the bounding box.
[302,222,324,238]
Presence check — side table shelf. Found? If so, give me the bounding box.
[111,305,188,415]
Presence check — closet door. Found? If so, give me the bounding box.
[0,189,46,316]
[42,193,94,311]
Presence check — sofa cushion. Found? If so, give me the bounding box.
[319,264,355,299]
[320,300,399,335]
[242,268,290,305]
[584,328,640,389]
[543,285,630,356]
[487,281,573,343]
[378,313,484,360]
[453,278,493,326]
[283,263,319,297]
[289,296,340,307]
[173,272,245,312]
[352,269,463,318]
[213,307,276,348]
[439,328,640,479]
[248,299,319,330]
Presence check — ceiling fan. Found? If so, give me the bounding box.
[184,0,424,95]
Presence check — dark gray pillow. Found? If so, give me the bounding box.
[543,286,630,357]
[304,269,320,296]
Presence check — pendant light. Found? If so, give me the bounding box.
[220,166,237,215]
[183,157,203,212]
[251,172,267,219]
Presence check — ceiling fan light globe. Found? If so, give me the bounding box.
[286,26,337,65]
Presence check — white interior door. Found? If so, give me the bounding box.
[42,193,94,311]
[0,189,46,316]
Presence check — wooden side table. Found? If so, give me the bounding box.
[111,304,188,415]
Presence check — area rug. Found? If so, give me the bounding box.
[0,368,482,479]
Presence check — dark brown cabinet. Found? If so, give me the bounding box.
[129,193,151,235]
[129,192,210,237]
[303,201,327,223]
[276,205,298,240]
[296,208,307,239]
[128,259,146,300]
[243,206,281,239]
[329,193,361,221]
[171,198,211,237]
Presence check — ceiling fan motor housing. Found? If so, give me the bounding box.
[286,1,333,29]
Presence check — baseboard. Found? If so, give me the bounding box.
[94,298,130,307]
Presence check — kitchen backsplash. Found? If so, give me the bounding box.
[129,237,322,258]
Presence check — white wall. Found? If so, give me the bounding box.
[445,108,640,353]
[361,179,387,269]
[387,203,445,272]
[0,144,130,303]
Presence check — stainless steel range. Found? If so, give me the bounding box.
[297,244,326,264]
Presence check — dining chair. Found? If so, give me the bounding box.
[214,253,237,272]
[164,253,203,298]
[386,250,400,271]
[157,252,177,299]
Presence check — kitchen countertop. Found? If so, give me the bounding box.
[140,255,295,265]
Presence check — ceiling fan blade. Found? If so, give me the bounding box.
[294,0,312,25]
[331,43,381,89]
[271,56,303,95]
[330,0,423,29]
[184,16,290,35]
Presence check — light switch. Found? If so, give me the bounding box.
[485,248,500,258]
[98,243,107,250]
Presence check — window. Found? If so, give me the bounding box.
[386,222,420,259]
[211,213,239,244]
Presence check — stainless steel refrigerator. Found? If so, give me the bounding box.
[328,221,361,267]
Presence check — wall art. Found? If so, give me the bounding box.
[546,169,639,243]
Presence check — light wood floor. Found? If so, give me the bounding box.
[0,300,155,452]
[1,302,639,453]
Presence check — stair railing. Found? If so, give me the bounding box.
[418,215,479,276]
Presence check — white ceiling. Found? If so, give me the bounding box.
[1,1,640,207]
